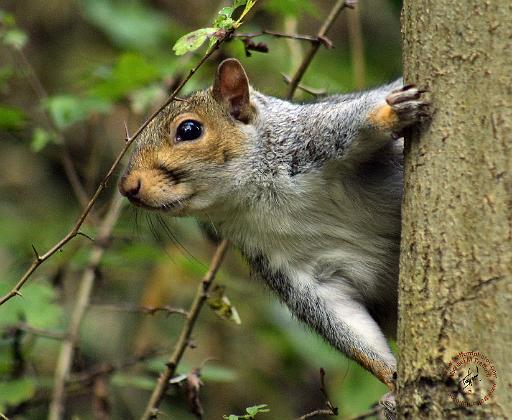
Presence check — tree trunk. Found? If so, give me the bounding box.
[398,1,512,418]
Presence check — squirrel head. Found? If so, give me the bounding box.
[119,58,257,216]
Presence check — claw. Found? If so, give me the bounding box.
[379,391,397,420]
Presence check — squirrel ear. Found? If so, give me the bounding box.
[212,58,252,123]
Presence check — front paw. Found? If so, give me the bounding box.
[386,84,430,137]
[379,391,397,420]
[368,85,429,138]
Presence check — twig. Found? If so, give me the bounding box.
[90,303,188,317]
[295,368,338,420]
[141,239,229,420]
[281,74,327,97]
[5,323,66,340]
[61,149,96,220]
[285,0,356,100]
[234,29,333,47]
[0,29,234,307]
[48,193,124,420]
[296,409,337,420]
[346,3,365,89]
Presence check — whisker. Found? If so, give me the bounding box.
[145,213,175,263]
[155,214,206,269]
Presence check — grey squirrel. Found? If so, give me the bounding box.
[119,58,428,405]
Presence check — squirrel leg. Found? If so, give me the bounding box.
[308,283,397,389]
[368,84,430,138]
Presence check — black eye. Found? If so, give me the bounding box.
[176,120,203,142]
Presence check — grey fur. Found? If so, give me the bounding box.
[121,78,428,386]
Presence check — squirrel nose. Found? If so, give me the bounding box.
[119,175,141,199]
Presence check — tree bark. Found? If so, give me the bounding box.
[398,1,512,418]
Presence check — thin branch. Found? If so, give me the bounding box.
[6,323,66,340]
[295,409,337,420]
[60,149,97,221]
[295,368,338,420]
[48,193,124,420]
[281,73,327,97]
[234,29,333,47]
[0,29,234,307]
[90,303,188,317]
[346,4,366,89]
[141,239,230,420]
[285,0,357,100]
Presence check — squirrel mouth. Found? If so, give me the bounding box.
[127,195,192,213]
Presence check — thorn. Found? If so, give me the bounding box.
[77,231,95,242]
[14,290,23,297]
[124,121,131,142]
[173,97,189,103]
[317,35,334,49]
[31,244,41,260]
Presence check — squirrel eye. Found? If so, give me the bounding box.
[176,120,203,142]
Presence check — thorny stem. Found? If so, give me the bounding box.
[48,193,124,420]
[0,30,234,307]
[234,29,333,47]
[141,239,229,420]
[90,303,188,317]
[8,323,66,341]
[285,0,356,100]
[295,409,337,420]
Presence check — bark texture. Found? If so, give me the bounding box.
[399,1,512,418]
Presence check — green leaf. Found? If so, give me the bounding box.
[43,95,110,129]
[213,15,235,30]
[82,0,172,51]
[207,285,242,325]
[2,29,28,50]
[0,105,25,130]
[90,53,160,101]
[236,0,257,22]
[111,373,156,391]
[233,0,248,8]
[172,27,217,56]
[0,281,62,330]
[246,404,270,416]
[223,404,270,419]
[0,378,36,412]
[31,127,59,153]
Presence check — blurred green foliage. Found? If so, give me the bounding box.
[0,0,402,418]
